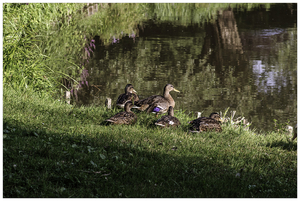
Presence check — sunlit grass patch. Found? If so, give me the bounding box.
[3,86,297,198]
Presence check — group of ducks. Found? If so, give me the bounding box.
[105,84,223,133]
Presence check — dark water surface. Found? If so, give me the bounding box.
[74,3,297,132]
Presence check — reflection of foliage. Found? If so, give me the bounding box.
[72,3,273,45]
[151,3,229,24]
[77,3,296,132]
[149,3,272,25]
[76,3,150,45]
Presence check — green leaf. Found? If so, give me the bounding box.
[99,154,106,160]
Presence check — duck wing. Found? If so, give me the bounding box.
[189,117,221,132]
[106,111,137,125]
[199,121,222,132]
[155,115,181,127]
[134,95,164,105]
[146,100,170,114]
[133,95,165,111]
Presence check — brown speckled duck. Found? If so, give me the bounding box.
[189,112,222,133]
[155,106,181,127]
[132,84,180,115]
[106,101,137,125]
[116,84,139,108]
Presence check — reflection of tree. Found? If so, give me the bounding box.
[201,8,249,81]
[217,8,243,53]
[72,3,296,132]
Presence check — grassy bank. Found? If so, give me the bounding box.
[3,86,297,198]
[3,3,89,93]
[3,3,296,198]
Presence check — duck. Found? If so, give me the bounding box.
[132,84,180,115]
[189,112,222,133]
[116,84,139,108]
[155,106,181,127]
[105,101,137,125]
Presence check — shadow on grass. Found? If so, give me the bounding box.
[3,97,297,198]
[266,140,297,151]
[3,117,297,198]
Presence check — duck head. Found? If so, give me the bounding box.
[209,113,223,122]
[125,84,137,94]
[164,84,180,94]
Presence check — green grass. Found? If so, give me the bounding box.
[3,86,297,198]
[3,3,87,93]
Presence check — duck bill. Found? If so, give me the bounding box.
[133,89,137,93]
[173,88,180,93]
[219,118,224,123]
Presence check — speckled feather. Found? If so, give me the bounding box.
[155,106,181,127]
[106,101,137,125]
[189,113,222,132]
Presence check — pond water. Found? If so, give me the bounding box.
[72,3,297,132]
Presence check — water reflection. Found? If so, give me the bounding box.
[72,3,296,132]
[252,60,288,92]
